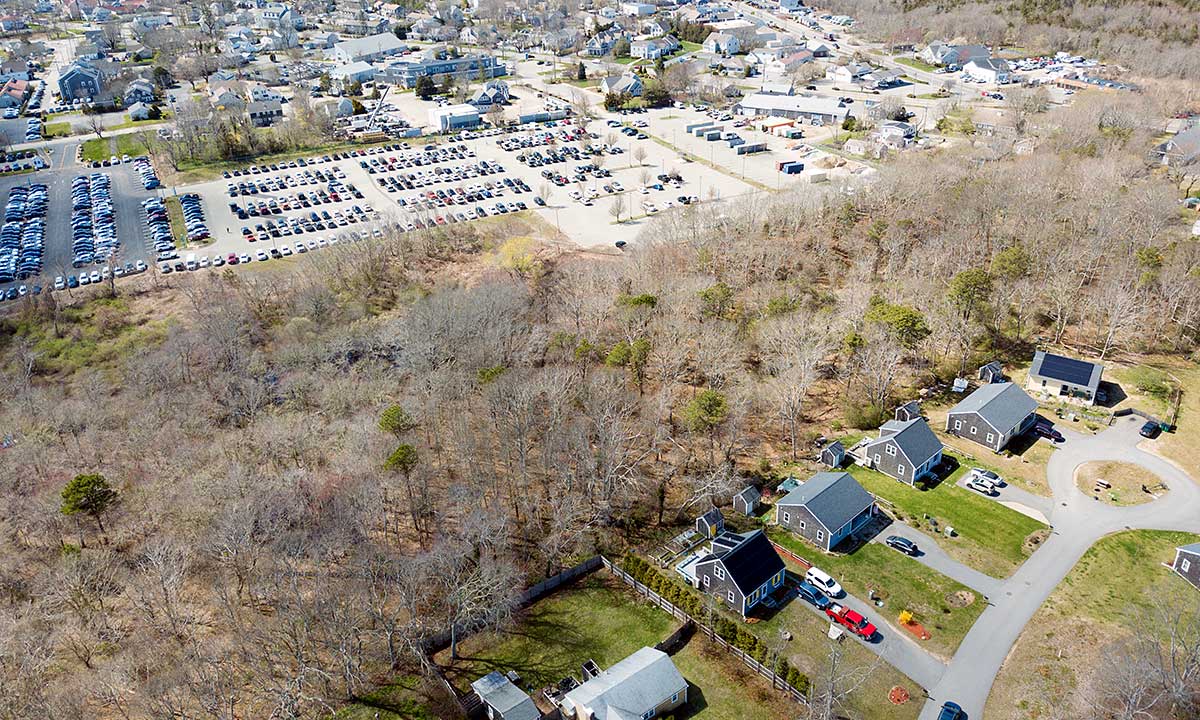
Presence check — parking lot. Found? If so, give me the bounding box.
[0,158,157,299]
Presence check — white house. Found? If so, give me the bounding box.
[619,1,657,16]
[964,57,1013,84]
[826,63,871,84]
[331,32,407,63]
[331,61,376,84]
[702,31,741,56]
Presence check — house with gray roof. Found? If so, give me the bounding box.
[732,485,760,516]
[1155,125,1200,168]
[561,647,687,720]
[947,382,1038,452]
[1027,350,1103,405]
[1173,543,1200,591]
[861,417,943,484]
[775,472,876,550]
[471,671,539,720]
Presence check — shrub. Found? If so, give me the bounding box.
[1126,366,1173,400]
[843,400,887,429]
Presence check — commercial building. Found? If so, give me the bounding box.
[376,53,505,88]
[428,103,480,132]
[734,92,852,125]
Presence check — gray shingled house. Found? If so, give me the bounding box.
[561,647,688,720]
[861,418,943,484]
[946,382,1038,452]
[775,472,876,550]
[692,530,786,617]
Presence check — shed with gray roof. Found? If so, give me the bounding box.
[946,382,1038,452]
[775,472,876,550]
[470,671,539,720]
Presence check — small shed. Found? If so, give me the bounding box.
[732,486,761,516]
[695,508,724,537]
[979,361,1005,384]
[819,440,845,468]
[895,400,921,422]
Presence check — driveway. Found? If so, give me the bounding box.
[917,416,1200,718]
[867,525,1003,599]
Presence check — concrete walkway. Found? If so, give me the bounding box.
[917,416,1200,718]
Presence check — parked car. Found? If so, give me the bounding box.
[885,536,919,556]
[795,581,832,610]
[1032,420,1065,443]
[937,701,964,720]
[804,567,843,598]
[1139,420,1161,439]
[825,603,876,639]
[969,468,1003,486]
[965,477,996,496]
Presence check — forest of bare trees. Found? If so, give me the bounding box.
[0,89,1198,719]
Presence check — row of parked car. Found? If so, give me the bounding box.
[496,127,590,153]
[218,143,419,181]
[0,184,48,283]
[230,181,365,221]
[226,166,347,197]
[70,173,118,268]
[144,197,176,262]
[160,227,385,274]
[24,117,42,143]
[241,205,375,241]
[374,159,505,193]
[359,143,477,175]
[179,194,209,243]
[131,157,161,190]
[395,176,531,214]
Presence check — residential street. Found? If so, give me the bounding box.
[917,417,1200,718]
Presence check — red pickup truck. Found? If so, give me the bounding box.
[825,604,877,639]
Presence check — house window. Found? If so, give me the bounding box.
[671,693,679,704]
[970,426,977,435]
[986,433,995,444]
[886,445,897,457]
[897,464,906,477]
[782,511,791,524]
[873,453,881,465]
[1184,559,1192,573]
[799,521,806,530]
[703,574,710,587]
[953,419,962,431]
[642,711,653,720]
[714,566,725,581]
[816,530,824,542]
[774,571,784,584]
[727,590,735,603]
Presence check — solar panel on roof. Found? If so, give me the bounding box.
[1040,353,1094,386]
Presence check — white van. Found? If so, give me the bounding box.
[185,253,198,271]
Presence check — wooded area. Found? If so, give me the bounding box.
[0,91,1196,719]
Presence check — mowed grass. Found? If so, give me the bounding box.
[894,56,938,72]
[847,453,1047,577]
[437,575,673,692]
[986,530,1200,720]
[1074,461,1161,506]
[434,575,803,720]
[334,675,443,720]
[80,137,111,162]
[769,531,985,657]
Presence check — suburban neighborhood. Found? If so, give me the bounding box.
[0,1,1198,720]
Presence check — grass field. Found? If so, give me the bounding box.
[894,56,938,72]
[163,196,186,247]
[434,575,803,720]
[769,531,985,657]
[170,138,395,183]
[1074,461,1162,505]
[334,675,444,720]
[923,406,1055,496]
[680,40,702,53]
[80,137,110,162]
[986,530,1200,719]
[847,453,1048,577]
[105,112,171,132]
[43,121,72,138]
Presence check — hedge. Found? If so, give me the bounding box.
[620,554,811,696]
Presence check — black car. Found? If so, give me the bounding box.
[1032,420,1065,443]
[1140,420,1161,439]
[795,581,832,610]
[885,536,919,556]
[937,701,964,720]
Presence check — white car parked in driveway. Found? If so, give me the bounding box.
[967,468,1003,491]
[804,567,843,598]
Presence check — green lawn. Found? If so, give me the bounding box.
[105,112,172,132]
[894,56,938,72]
[846,452,1047,577]
[80,137,111,162]
[679,40,702,53]
[115,133,149,157]
[43,121,72,138]
[986,530,1200,719]
[164,196,186,247]
[172,138,395,183]
[769,531,985,657]
[334,675,441,720]
[434,575,804,720]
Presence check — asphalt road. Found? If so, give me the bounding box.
[917,417,1200,719]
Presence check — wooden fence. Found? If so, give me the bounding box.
[769,541,813,570]
[601,558,809,705]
